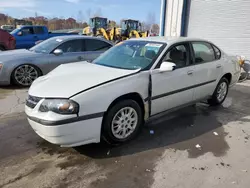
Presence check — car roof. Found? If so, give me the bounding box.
[50,35,114,45]
[129,36,211,44]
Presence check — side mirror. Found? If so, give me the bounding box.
[159,61,176,72]
[53,49,63,56]
[17,31,23,36]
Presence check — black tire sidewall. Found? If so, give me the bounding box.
[0,46,5,51]
[102,99,143,144]
[11,64,41,87]
[209,77,229,105]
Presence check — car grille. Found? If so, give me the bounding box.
[26,95,42,109]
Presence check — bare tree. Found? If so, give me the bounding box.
[77,10,84,23]
[145,12,156,30]
[151,24,160,35]
[86,8,92,20]
[93,8,102,17]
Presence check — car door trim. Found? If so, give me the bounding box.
[151,79,216,101]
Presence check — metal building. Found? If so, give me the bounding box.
[160,0,250,58]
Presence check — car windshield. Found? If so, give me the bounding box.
[10,28,19,34]
[93,40,165,70]
[29,38,64,53]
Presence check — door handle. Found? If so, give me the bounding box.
[187,70,194,75]
[216,64,222,68]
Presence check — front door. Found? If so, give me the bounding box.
[46,39,84,73]
[16,27,35,49]
[151,43,195,115]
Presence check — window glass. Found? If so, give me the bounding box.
[85,39,112,51]
[192,42,215,63]
[57,40,83,53]
[21,27,34,35]
[162,44,188,69]
[93,41,164,70]
[34,27,44,34]
[30,37,65,53]
[213,45,221,60]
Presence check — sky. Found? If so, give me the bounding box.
[0,0,161,24]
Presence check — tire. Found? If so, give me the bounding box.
[11,64,41,87]
[0,45,5,51]
[102,99,143,145]
[208,77,229,106]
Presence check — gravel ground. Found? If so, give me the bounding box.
[0,81,250,188]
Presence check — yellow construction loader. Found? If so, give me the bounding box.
[119,19,149,40]
[83,17,120,42]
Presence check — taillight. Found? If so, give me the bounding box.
[9,35,15,41]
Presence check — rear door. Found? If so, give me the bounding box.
[82,39,112,62]
[46,39,84,72]
[191,41,222,100]
[33,26,47,42]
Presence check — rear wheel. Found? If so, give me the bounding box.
[12,64,41,87]
[208,77,229,106]
[102,99,143,145]
[0,46,5,51]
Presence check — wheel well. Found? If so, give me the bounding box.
[223,73,232,84]
[105,93,145,118]
[0,44,6,50]
[10,64,43,83]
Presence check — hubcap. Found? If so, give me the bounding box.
[14,65,38,86]
[111,107,138,139]
[216,82,227,102]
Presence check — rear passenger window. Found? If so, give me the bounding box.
[85,39,112,51]
[192,42,215,63]
[58,40,83,53]
[213,45,221,60]
[34,27,44,34]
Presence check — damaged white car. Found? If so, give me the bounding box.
[25,37,241,147]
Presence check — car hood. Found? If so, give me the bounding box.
[0,49,41,62]
[29,62,140,98]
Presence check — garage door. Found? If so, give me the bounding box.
[186,0,250,59]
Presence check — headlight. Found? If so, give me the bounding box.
[39,99,79,114]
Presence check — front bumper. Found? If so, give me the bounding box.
[25,105,103,147]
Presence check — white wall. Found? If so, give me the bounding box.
[163,0,184,37]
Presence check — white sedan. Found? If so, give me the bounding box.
[25,37,241,147]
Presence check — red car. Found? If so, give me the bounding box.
[0,29,16,51]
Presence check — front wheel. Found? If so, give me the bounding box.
[208,77,229,106]
[102,100,143,145]
[12,64,41,87]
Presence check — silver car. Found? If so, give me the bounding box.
[0,36,113,86]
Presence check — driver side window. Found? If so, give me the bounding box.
[21,27,34,35]
[161,44,189,69]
